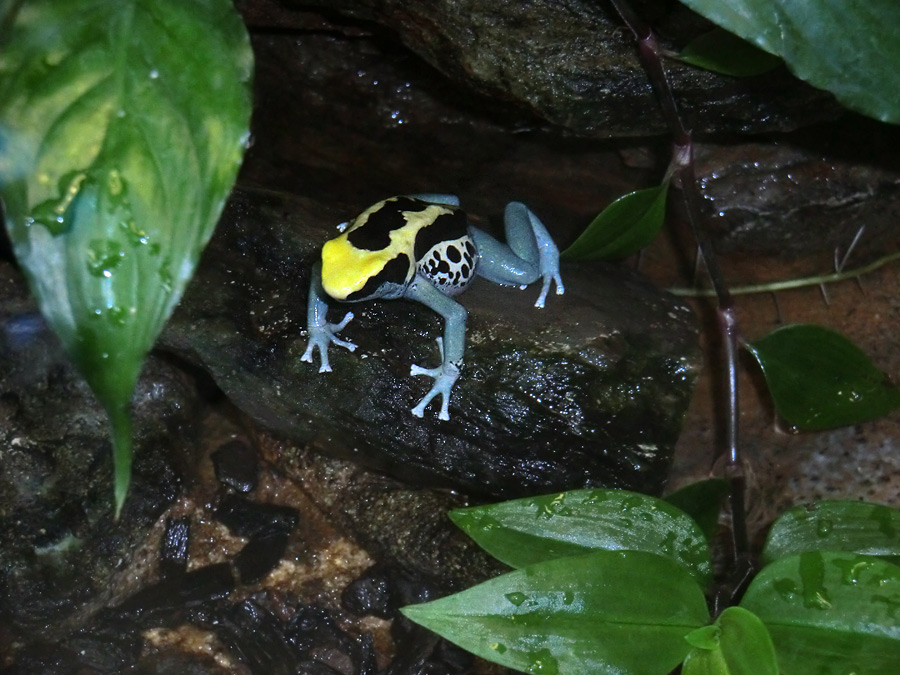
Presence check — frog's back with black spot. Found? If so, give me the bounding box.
[320,196,479,302]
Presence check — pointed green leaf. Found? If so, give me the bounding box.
[762,500,900,566]
[741,552,900,674]
[682,607,778,675]
[676,28,781,78]
[665,479,730,542]
[449,489,712,585]
[0,0,253,514]
[561,183,668,261]
[677,0,900,123]
[745,324,900,431]
[402,550,709,675]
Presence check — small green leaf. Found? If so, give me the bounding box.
[561,182,668,261]
[450,489,712,585]
[677,0,900,123]
[665,479,730,541]
[0,0,253,514]
[683,607,777,675]
[741,551,900,674]
[685,624,721,651]
[762,500,900,566]
[401,550,709,675]
[745,324,900,431]
[676,28,781,77]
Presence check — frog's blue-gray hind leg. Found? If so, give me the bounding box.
[403,276,466,420]
[301,262,357,372]
[470,202,565,307]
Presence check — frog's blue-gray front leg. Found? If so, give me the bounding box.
[301,262,357,372]
[470,202,565,307]
[404,275,466,420]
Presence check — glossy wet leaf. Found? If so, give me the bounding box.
[741,551,900,674]
[676,28,781,77]
[677,0,900,123]
[401,550,709,675]
[664,478,729,541]
[762,500,900,566]
[745,324,900,431]
[682,607,778,675]
[0,0,253,514]
[450,489,712,585]
[561,182,668,261]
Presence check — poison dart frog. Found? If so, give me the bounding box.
[301,194,565,420]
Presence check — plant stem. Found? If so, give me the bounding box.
[608,0,748,567]
[668,249,900,297]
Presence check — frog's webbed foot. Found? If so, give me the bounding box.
[526,206,566,308]
[410,337,460,421]
[301,311,357,372]
[533,263,565,308]
[471,203,565,309]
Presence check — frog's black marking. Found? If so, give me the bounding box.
[346,253,412,301]
[348,197,429,251]
[412,210,468,260]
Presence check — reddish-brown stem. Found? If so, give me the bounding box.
[607,0,749,567]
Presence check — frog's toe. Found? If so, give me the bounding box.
[410,361,460,420]
[534,271,565,308]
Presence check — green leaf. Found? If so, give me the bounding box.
[677,0,900,124]
[450,489,712,585]
[762,500,900,566]
[664,479,730,542]
[682,607,778,675]
[402,550,709,675]
[561,183,668,261]
[677,28,781,77]
[745,324,900,431]
[0,0,253,514]
[741,551,900,674]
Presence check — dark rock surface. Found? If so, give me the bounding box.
[694,120,900,260]
[160,188,701,498]
[247,0,841,138]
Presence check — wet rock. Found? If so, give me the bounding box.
[113,563,236,623]
[159,517,191,578]
[134,651,231,675]
[234,533,290,584]
[212,439,259,493]
[198,601,377,675]
[0,261,201,633]
[342,563,437,620]
[3,624,141,675]
[161,188,700,499]
[254,0,839,138]
[215,493,300,539]
[258,438,503,592]
[694,120,900,260]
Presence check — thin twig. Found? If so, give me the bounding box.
[607,0,748,567]
[669,249,900,297]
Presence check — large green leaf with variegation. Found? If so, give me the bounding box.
[0,0,253,514]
